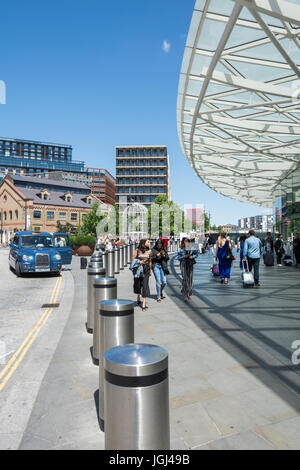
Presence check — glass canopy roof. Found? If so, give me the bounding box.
[177,0,300,207]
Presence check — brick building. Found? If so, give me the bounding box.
[0,175,108,244]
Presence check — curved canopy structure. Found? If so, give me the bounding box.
[177,0,300,207]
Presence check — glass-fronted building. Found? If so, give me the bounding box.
[0,137,84,175]
[177,0,300,238]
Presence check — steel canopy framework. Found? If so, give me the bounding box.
[177,0,300,207]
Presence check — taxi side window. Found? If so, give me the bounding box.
[13,235,19,246]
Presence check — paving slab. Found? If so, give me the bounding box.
[14,250,300,450]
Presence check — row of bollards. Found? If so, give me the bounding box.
[85,245,170,450]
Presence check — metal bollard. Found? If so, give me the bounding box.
[87,266,106,333]
[123,244,128,266]
[126,244,131,265]
[119,246,124,270]
[92,278,117,366]
[98,299,135,431]
[104,343,170,450]
[102,251,108,273]
[129,242,135,261]
[106,250,115,277]
[114,247,120,275]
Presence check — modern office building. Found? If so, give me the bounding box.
[115,146,170,209]
[0,137,84,176]
[177,0,300,237]
[0,137,116,206]
[238,215,274,232]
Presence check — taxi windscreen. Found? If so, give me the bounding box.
[21,236,54,249]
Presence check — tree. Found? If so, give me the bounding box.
[204,213,210,232]
[79,203,105,236]
[56,220,76,234]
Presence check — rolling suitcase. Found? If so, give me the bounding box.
[283,255,293,266]
[263,251,274,266]
[212,263,220,277]
[242,258,254,288]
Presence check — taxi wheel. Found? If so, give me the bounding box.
[15,261,22,277]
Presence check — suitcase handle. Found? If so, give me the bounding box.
[242,258,249,273]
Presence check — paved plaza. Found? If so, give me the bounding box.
[0,247,300,450]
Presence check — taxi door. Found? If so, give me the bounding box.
[53,233,72,265]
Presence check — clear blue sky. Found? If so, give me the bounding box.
[0,0,271,225]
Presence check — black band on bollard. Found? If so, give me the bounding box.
[105,368,168,388]
[94,283,117,289]
[100,308,134,317]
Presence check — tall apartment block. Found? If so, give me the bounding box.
[115,146,170,209]
[0,137,116,206]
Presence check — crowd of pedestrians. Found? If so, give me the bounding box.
[124,230,300,311]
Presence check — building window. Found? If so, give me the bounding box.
[15,210,18,220]
[33,210,41,219]
[71,213,77,221]
[59,212,66,220]
[47,211,54,220]
[4,211,7,220]
[33,226,41,232]
[9,211,13,220]
[82,214,86,221]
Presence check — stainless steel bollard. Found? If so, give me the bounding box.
[106,250,115,278]
[91,252,103,261]
[114,247,120,274]
[104,343,170,450]
[87,266,106,333]
[92,278,117,366]
[119,246,124,270]
[88,260,103,269]
[123,245,128,266]
[126,244,131,265]
[99,299,135,431]
[129,243,135,261]
[102,251,108,273]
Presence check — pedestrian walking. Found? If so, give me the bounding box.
[151,239,169,302]
[275,234,285,266]
[293,233,300,266]
[215,232,233,285]
[132,239,152,312]
[207,235,215,256]
[243,229,262,286]
[238,235,247,271]
[177,238,198,302]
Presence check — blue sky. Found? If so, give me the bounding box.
[0,0,271,225]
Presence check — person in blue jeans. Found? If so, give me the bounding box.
[238,235,247,271]
[151,239,169,302]
[243,229,262,286]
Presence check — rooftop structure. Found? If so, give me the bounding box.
[177,0,300,208]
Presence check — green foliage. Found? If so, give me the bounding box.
[149,196,187,237]
[204,213,210,232]
[56,220,76,234]
[70,234,96,249]
[80,203,105,236]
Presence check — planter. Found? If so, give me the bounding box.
[76,245,93,256]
